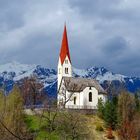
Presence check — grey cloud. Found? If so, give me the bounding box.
[68,0,139,21]
[0,0,140,77]
[68,0,122,18]
[0,0,28,31]
[102,36,128,55]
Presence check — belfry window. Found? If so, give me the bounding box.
[74,97,76,105]
[89,92,92,102]
[65,68,68,74]
[65,60,68,64]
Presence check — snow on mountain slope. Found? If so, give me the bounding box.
[0,62,126,83]
[0,61,57,84]
[95,72,126,83]
[0,62,57,94]
[73,67,126,83]
[73,68,88,77]
[0,62,140,95]
[0,61,36,75]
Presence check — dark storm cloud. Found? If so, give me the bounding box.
[102,36,127,55]
[0,0,140,76]
[0,0,27,31]
[68,0,140,76]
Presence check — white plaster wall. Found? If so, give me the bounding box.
[58,79,107,109]
[62,56,72,77]
[65,87,99,109]
[82,87,98,108]
[57,58,62,90]
[57,55,72,90]
[65,91,80,107]
[57,79,65,105]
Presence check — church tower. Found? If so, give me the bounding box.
[57,25,72,90]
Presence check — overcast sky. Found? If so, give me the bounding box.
[0,0,140,76]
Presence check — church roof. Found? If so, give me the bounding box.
[59,25,71,64]
[62,77,106,94]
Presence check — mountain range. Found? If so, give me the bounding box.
[0,61,140,97]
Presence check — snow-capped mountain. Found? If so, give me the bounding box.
[0,62,140,96]
[73,67,126,83]
[0,62,57,94]
[73,67,140,94]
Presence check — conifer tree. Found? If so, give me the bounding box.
[97,98,105,119]
[103,99,118,130]
[135,91,140,112]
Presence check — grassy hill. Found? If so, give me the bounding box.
[24,111,119,140]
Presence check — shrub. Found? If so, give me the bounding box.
[118,91,138,140]
[104,100,118,130]
[106,128,115,139]
[97,98,105,118]
[95,124,104,131]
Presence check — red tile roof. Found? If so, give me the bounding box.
[59,25,71,64]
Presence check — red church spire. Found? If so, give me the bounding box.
[59,25,71,64]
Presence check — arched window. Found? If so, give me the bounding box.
[74,97,76,105]
[65,68,68,74]
[89,92,92,102]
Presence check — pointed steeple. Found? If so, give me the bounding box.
[59,25,71,64]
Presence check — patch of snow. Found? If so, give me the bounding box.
[73,68,87,77]
[14,69,35,81]
[96,72,126,83]
[129,79,134,83]
[0,61,36,76]
[0,62,137,91]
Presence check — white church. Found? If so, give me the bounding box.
[57,25,107,109]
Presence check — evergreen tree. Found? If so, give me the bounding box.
[135,91,140,112]
[103,99,118,130]
[97,97,118,130]
[97,98,105,119]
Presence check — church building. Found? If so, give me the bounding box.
[57,25,107,109]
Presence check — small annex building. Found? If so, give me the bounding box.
[57,25,107,109]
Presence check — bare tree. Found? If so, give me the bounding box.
[19,76,44,107]
[30,100,59,140]
[103,80,126,98]
[117,91,140,140]
[56,111,90,140]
